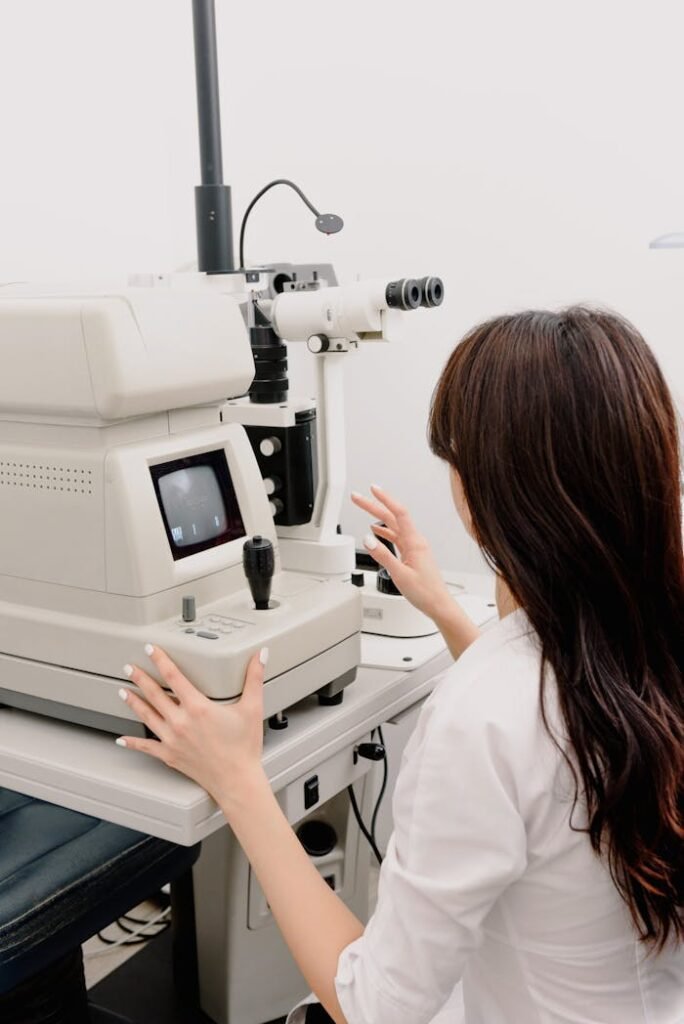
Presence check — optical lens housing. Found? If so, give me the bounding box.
[385,278,422,310]
[418,276,444,308]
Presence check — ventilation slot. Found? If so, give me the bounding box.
[0,462,94,495]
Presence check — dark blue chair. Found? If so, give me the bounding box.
[0,788,201,1023]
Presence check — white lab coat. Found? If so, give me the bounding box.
[288,609,684,1024]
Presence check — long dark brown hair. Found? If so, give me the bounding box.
[429,306,683,949]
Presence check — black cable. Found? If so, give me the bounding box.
[370,726,389,847]
[350,726,389,867]
[239,179,321,268]
[117,916,170,938]
[95,932,150,947]
[96,911,170,947]
[347,784,383,866]
[96,923,169,946]
[96,929,132,946]
[121,913,154,926]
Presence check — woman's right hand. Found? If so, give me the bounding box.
[351,485,454,624]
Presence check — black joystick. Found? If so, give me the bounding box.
[243,535,275,610]
[377,567,401,597]
[372,524,400,595]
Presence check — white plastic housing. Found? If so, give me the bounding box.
[271,279,393,343]
[0,288,361,719]
[0,289,254,422]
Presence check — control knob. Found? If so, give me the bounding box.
[243,535,275,611]
[263,476,281,496]
[376,567,401,596]
[259,436,282,457]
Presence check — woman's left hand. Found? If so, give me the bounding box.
[116,644,269,814]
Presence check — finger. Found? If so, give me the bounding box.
[117,688,168,739]
[115,735,166,760]
[350,492,398,530]
[369,485,411,523]
[240,648,267,713]
[124,663,178,719]
[371,523,398,545]
[363,533,404,578]
[144,645,199,705]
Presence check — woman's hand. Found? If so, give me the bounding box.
[119,646,363,1022]
[351,485,454,623]
[115,644,269,815]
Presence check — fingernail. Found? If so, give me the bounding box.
[144,643,155,657]
[364,533,378,550]
[370,483,382,491]
[350,491,362,500]
[259,646,270,666]
[118,688,129,703]
[123,664,133,678]
[115,737,128,748]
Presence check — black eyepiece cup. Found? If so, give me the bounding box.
[385,278,422,311]
[417,276,444,308]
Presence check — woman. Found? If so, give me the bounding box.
[116,306,683,1023]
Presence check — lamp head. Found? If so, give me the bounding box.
[315,213,344,235]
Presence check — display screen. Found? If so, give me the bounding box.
[150,450,245,560]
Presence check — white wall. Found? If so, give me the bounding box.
[1,0,682,570]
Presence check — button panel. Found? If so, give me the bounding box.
[174,614,251,638]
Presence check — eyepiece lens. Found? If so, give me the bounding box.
[385,278,421,310]
[417,276,445,308]
[406,281,422,308]
[386,276,444,311]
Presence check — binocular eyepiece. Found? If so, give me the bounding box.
[385,276,444,311]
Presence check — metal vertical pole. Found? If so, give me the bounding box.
[191,0,235,272]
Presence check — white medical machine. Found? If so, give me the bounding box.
[0,285,366,735]
[0,96,448,737]
[0,3,497,1022]
[0,260,443,737]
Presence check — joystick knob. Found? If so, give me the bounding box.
[243,535,275,611]
[376,567,401,596]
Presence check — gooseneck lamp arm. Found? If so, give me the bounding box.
[239,179,344,269]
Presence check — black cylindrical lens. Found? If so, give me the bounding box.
[385,278,422,311]
[417,276,444,308]
[248,324,289,404]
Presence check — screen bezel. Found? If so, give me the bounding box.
[150,449,246,562]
